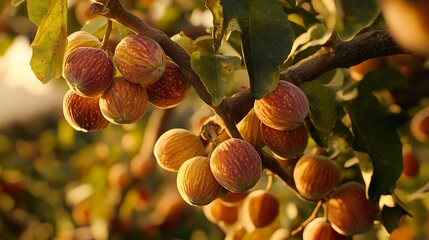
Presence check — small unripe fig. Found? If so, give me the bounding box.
[63,89,110,132]
[261,122,308,159]
[154,128,207,172]
[303,217,351,240]
[210,138,262,192]
[145,60,190,109]
[410,106,429,142]
[99,76,148,124]
[219,191,249,207]
[254,80,309,130]
[177,156,224,206]
[293,154,342,201]
[65,31,101,57]
[327,182,379,236]
[237,109,265,149]
[203,198,239,224]
[114,35,166,84]
[63,47,114,97]
[242,190,279,228]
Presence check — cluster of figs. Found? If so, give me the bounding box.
[153,79,379,238]
[62,31,190,132]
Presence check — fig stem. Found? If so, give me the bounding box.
[287,200,323,239]
[265,170,274,191]
[101,19,113,51]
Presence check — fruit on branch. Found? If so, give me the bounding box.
[176,156,224,206]
[236,109,265,149]
[381,0,429,56]
[410,105,429,142]
[63,89,110,132]
[202,198,239,225]
[327,182,379,236]
[210,138,262,193]
[303,217,351,240]
[242,190,279,228]
[401,144,420,177]
[154,128,207,172]
[293,154,342,201]
[99,76,148,124]
[348,57,387,81]
[65,31,101,57]
[219,191,249,207]
[63,47,114,98]
[254,80,309,131]
[145,59,190,109]
[114,34,166,85]
[261,122,308,159]
[107,162,131,190]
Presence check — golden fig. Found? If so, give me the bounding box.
[154,128,207,172]
[293,154,342,201]
[242,190,279,228]
[177,156,224,206]
[237,109,265,149]
[210,138,262,192]
[63,89,110,132]
[202,198,239,225]
[99,76,148,124]
[303,217,351,240]
[65,31,101,57]
[254,80,309,130]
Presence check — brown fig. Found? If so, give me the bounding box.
[237,109,265,149]
[176,156,224,206]
[99,76,148,124]
[65,31,101,57]
[145,60,190,109]
[261,122,308,159]
[154,128,207,172]
[63,47,114,97]
[254,80,309,130]
[63,89,110,132]
[210,138,262,193]
[327,182,379,236]
[114,34,166,85]
[242,190,279,228]
[410,106,429,142]
[293,154,342,201]
[401,144,420,177]
[219,191,249,207]
[202,198,239,225]
[303,217,351,240]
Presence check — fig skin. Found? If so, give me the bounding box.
[65,31,101,57]
[63,47,114,98]
[210,138,262,193]
[243,190,279,228]
[145,60,190,109]
[99,76,148,125]
[114,34,166,85]
[303,217,351,240]
[63,89,110,132]
[176,156,224,206]
[236,109,265,149]
[254,80,309,131]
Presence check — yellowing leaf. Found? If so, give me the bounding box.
[30,0,67,83]
[27,0,50,26]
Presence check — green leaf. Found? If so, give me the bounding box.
[335,0,381,41]
[30,0,67,83]
[306,119,329,147]
[381,205,407,233]
[190,51,241,106]
[345,83,402,200]
[359,67,408,91]
[171,32,197,55]
[311,0,337,29]
[27,0,51,26]
[301,81,337,135]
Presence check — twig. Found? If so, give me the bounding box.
[287,200,324,239]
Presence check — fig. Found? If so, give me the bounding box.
[63,89,110,132]
[303,217,351,240]
[65,31,101,57]
[63,47,114,97]
[202,198,239,225]
[154,128,207,172]
[254,80,309,130]
[210,138,262,193]
[293,154,342,201]
[145,59,190,109]
[242,190,279,228]
[236,109,265,149]
[410,106,429,142]
[348,57,387,81]
[401,144,420,177]
[176,156,224,206]
[261,122,308,159]
[114,34,166,85]
[99,76,148,124]
[327,182,379,236]
[219,191,249,207]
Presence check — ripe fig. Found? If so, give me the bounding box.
[261,122,308,159]
[237,109,265,149]
[176,156,224,206]
[293,154,342,201]
[303,217,351,240]
[154,128,207,172]
[242,190,279,228]
[210,138,262,193]
[410,106,429,142]
[65,31,101,57]
[99,76,148,124]
[114,34,166,85]
[254,80,309,130]
[145,60,190,109]
[63,89,110,132]
[219,191,249,207]
[327,182,379,236]
[63,47,114,97]
[202,198,239,225]
[401,144,420,177]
